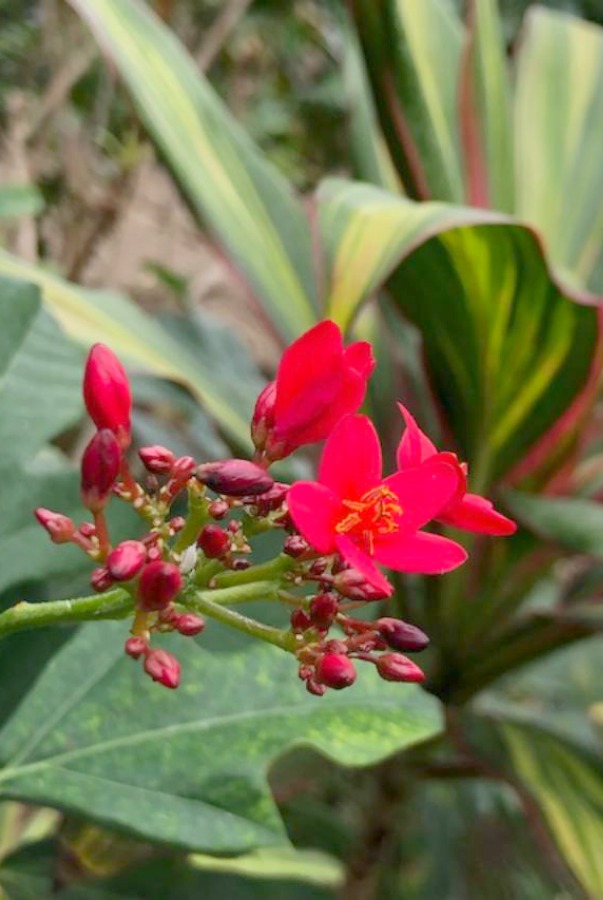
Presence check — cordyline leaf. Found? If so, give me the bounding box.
[67,0,318,340]
[0,622,441,854]
[504,491,603,557]
[318,179,601,481]
[0,253,254,449]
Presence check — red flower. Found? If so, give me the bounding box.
[287,415,468,595]
[396,404,516,536]
[251,320,375,461]
[83,344,132,449]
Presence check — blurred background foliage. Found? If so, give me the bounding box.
[2,1,603,898]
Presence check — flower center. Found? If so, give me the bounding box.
[335,485,402,555]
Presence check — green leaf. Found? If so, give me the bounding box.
[0,255,254,449]
[0,277,83,463]
[67,0,318,339]
[505,491,603,557]
[0,184,44,220]
[319,179,599,478]
[515,8,603,294]
[0,622,441,854]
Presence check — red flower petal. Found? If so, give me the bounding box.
[335,534,393,596]
[396,403,437,469]
[374,531,468,574]
[279,367,366,447]
[439,494,517,535]
[383,457,463,533]
[275,320,342,426]
[343,341,375,378]
[287,482,342,554]
[319,415,382,500]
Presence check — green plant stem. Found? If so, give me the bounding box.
[194,581,280,606]
[184,589,294,651]
[211,554,294,587]
[0,589,134,642]
[173,488,210,553]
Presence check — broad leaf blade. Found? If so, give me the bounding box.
[67,0,318,339]
[0,622,441,853]
[505,491,603,557]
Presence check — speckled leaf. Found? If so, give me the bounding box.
[0,622,441,854]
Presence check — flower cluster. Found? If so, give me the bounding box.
[35,321,515,694]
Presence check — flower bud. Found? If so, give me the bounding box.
[196,459,274,497]
[169,516,186,533]
[79,522,96,538]
[306,679,327,697]
[283,535,309,558]
[138,561,182,611]
[208,499,229,519]
[124,636,147,659]
[290,609,312,632]
[143,648,180,689]
[171,456,196,481]
[83,344,132,448]
[91,567,113,592]
[231,558,251,571]
[251,381,276,452]
[315,653,356,690]
[376,653,425,683]
[333,568,393,601]
[81,429,121,512]
[34,508,75,544]
[197,524,230,559]
[309,593,338,628]
[376,618,430,653]
[248,482,289,515]
[107,540,147,581]
[174,613,205,636]
[139,445,175,474]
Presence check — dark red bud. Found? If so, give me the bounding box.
[147,545,162,561]
[376,653,425,683]
[34,508,75,544]
[173,613,205,636]
[298,664,314,681]
[83,344,132,448]
[308,559,328,577]
[315,653,356,690]
[143,648,180,688]
[309,593,339,628]
[324,639,349,654]
[91,567,113,592]
[138,445,175,474]
[197,524,230,558]
[124,636,147,659]
[291,609,312,632]
[251,381,276,451]
[247,481,289,515]
[283,535,309,558]
[106,540,147,581]
[138,561,182,611]
[81,429,121,512]
[208,499,229,519]
[196,459,274,497]
[306,678,327,697]
[231,558,251,571]
[333,568,392,601]
[376,618,430,653]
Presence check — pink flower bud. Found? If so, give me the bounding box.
[171,456,196,481]
[81,429,121,512]
[283,535,309,558]
[138,561,182,611]
[197,524,230,558]
[83,344,132,448]
[34,508,75,544]
[79,522,96,538]
[376,653,425,683]
[138,445,175,474]
[309,593,338,628]
[91,567,113,592]
[196,459,274,497]
[124,636,147,659]
[169,516,186,533]
[306,679,327,697]
[333,568,393,602]
[251,381,276,451]
[143,648,180,688]
[208,499,229,519]
[315,652,356,690]
[107,540,147,581]
[174,613,205,636]
[376,618,430,653]
[290,609,312,632]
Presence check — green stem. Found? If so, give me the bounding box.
[191,581,280,606]
[211,554,294,588]
[0,589,134,642]
[185,589,294,651]
[173,487,210,553]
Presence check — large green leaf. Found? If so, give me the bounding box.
[67,0,318,339]
[319,179,600,479]
[0,255,255,449]
[505,490,603,557]
[0,277,83,463]
[0,622,441,854]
